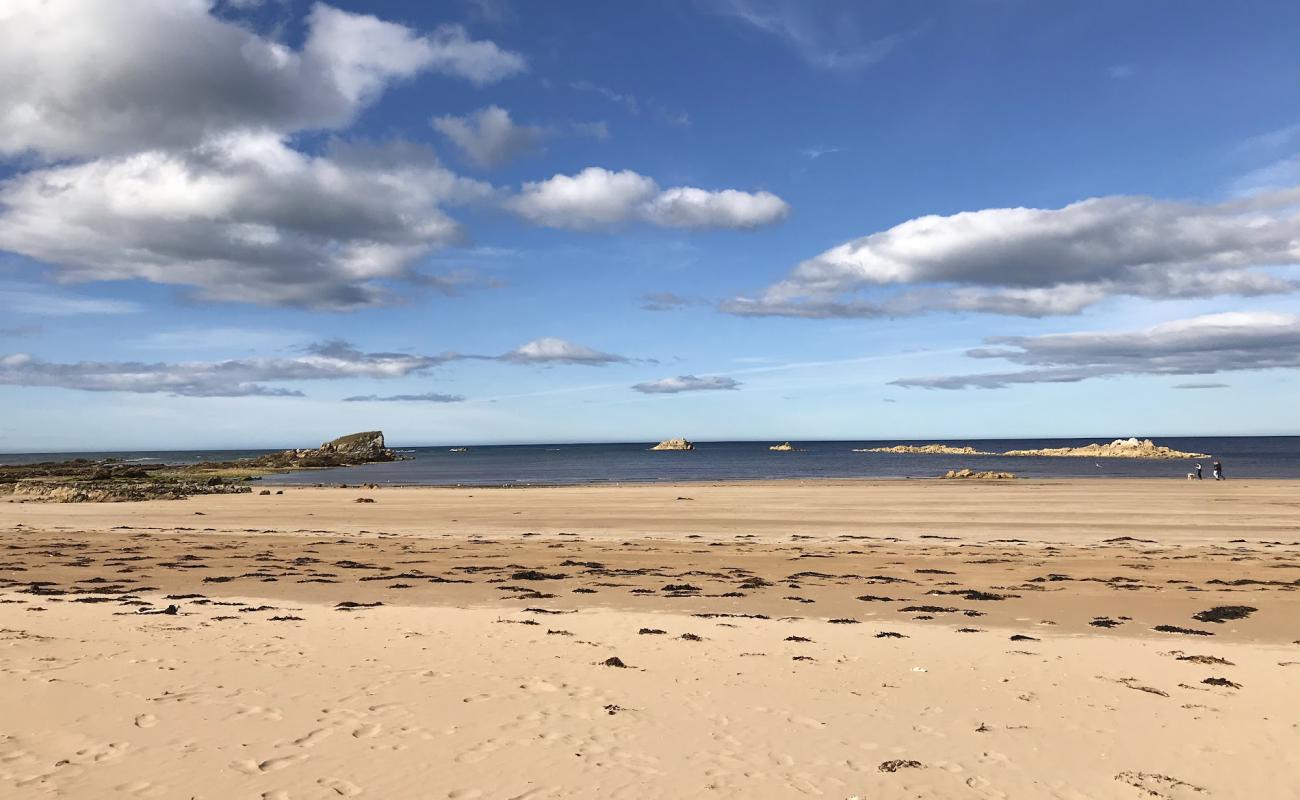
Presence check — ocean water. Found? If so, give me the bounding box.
[8,437,1287,485]
[3,437,1295,486]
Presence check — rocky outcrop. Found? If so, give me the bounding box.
[8,480,251,503]
[857,444,994,455]
[0,431,399,503]
[650,438,695,451]
[253,431,398,468]
[769,442,795,451]
[1002,438,1208,459]
[942,469,1017,480]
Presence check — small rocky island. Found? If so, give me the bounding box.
[2,431,401,503]
[650,438,695,451]
[857,444,994,455]
[943,469,1017,480]
[769,442,796,451]
[1003,438,1208,459]
[252,431,398,468]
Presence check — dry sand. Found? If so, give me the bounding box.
[2,479,1298,798]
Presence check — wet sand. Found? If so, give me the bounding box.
[2,479,1298,798]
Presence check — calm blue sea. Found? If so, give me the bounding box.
[4,437,1296,485]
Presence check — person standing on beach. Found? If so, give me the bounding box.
[1213,460,1224,480]
[1195,463,1203,480]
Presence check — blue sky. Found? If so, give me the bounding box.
[2,0,1299,451]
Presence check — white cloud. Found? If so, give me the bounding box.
[501,337,629,365]
[642,187,789,229]
[506,167,789,230]
[893,312,1300,389]
[0,134,493,308]
[0,1,525,160]
[631,375,742,394]
[725,189,1300,318]
[507,168,659,229]
[432,105,543,168]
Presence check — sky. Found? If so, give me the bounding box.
[1,0,1299,452]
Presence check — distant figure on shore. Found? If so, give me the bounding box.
[1195,463,1203,480]
[1213,460,1224,480]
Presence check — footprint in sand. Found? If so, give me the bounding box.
[231,754,307,774]
[965,775,1010,798]
[318,776,363,796]
[73,742,129,764]
[352,723,382,738]
[234,705,284,722]
[115,780,167,798]
[290,728,334,748]
[133,714,158,729]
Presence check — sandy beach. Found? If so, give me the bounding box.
[2,478,1298,798]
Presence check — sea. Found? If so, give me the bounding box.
[2,437,1297,485]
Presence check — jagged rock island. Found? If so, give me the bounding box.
[253,431,398,468]
[650,438,695,451]
[1002,438,1208,459]
[769,442,796,451]
[856,444,994,455]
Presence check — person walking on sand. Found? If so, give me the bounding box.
[1195,463,1203,480]
[1213,460,1224,480]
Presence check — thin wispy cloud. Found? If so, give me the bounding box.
[568,81,690,127]
[893,312,1300,389]
[343,392,465,402]
[0,337,636,397]
[715,0,918,70]
[799,146,846,160]
[1,286,140,316]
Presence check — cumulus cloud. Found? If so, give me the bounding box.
[432,105,543,168]
[631,375,742,394]
[343,391,465,402]
[642,187,790,229]
[724,190,1300,318]
[506,167,789,230]
[507,168,659,229]
[0,134,492,308]
[0,1,526,159]
[892,312,1300,389]
[500,337,629,365]
[0,2,531,309]
[0,339,451,397]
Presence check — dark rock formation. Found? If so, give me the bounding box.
[253,431,398,469]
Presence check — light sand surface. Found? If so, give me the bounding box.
[2,479,1298,798]
[4,478,1300,543]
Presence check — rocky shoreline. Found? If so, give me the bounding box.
[1,431,401,503]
